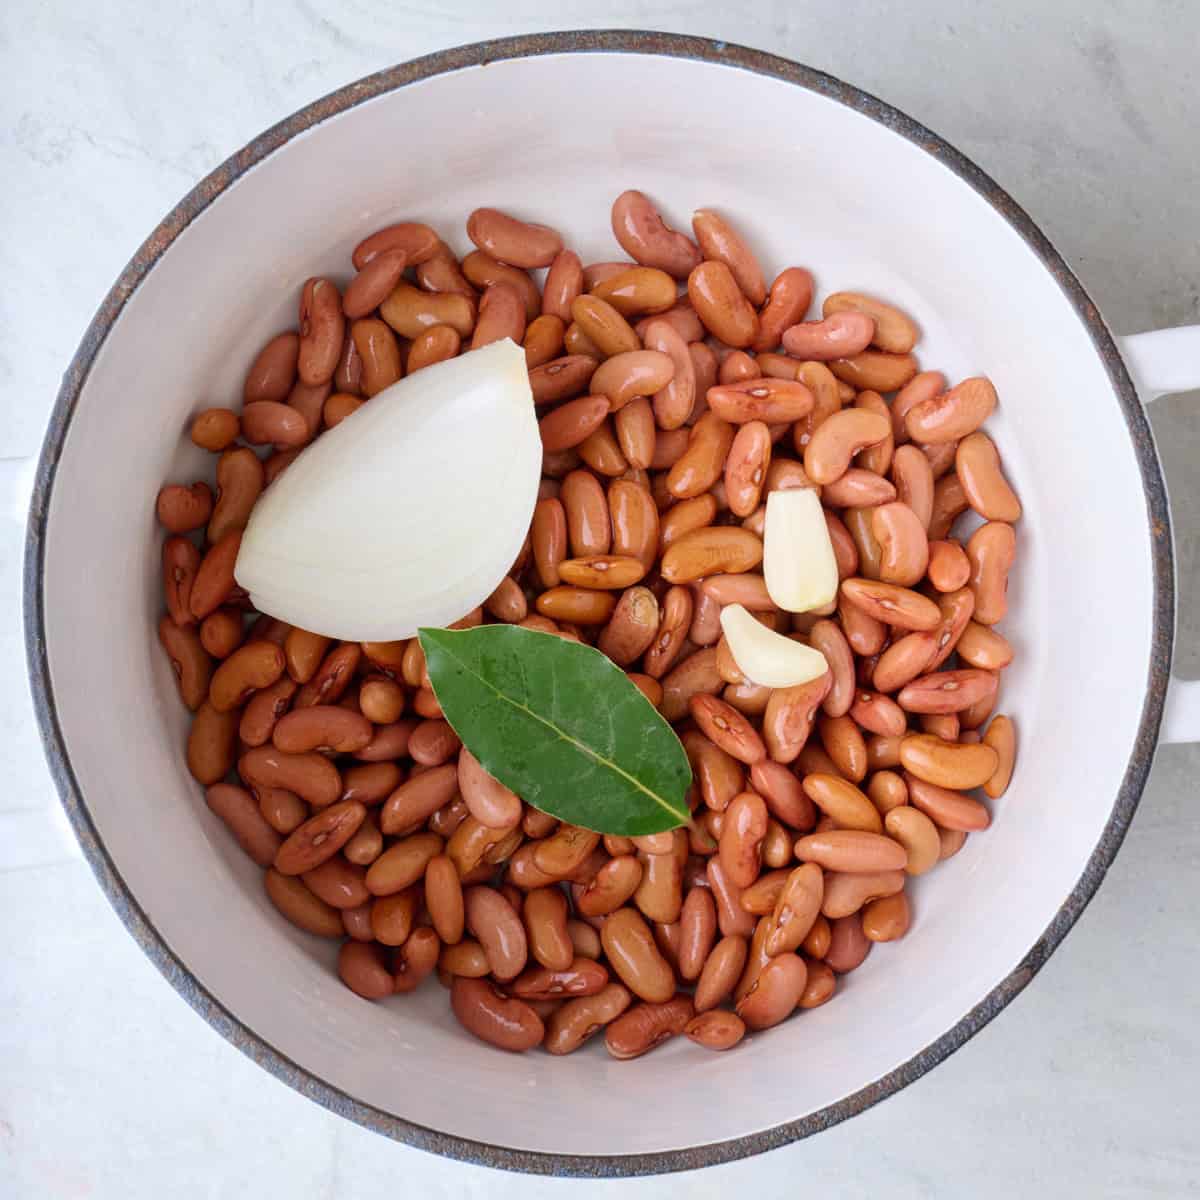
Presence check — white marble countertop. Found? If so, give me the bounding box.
[2,3,1198,1196]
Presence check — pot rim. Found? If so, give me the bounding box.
[22,29,1173,1178]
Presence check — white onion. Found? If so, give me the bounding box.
[719,604,829,688]
[234,339,541,640]
[763,487,839,613]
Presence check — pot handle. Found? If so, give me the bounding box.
[1118,326,1200,744]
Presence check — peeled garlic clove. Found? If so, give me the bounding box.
[719,604,828,688]
[235,339,540,641]
[763,487,839,612]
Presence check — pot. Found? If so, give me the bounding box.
[22,31,1200,1176]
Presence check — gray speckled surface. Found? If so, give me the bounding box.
[2,3,1198,1196]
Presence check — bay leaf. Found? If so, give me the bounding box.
[419,624,691,836]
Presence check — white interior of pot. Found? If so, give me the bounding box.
[40,51,1155,1156]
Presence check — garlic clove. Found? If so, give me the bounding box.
[718,603,829,688]
[763,487,839,613]
[235,339,540,641]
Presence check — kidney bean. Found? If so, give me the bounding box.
[900,733,999,791]
[783,311,875,361]
[205,641,284,712]
[591,266,678,318]
[821,868,905,919]
[159,617,212,711]
[264,869,342,937]
[451,977,544,1051]
[600,907,675,1003]
[802,774,882,833]
[156,482,213,535]
[688,260,759,347]
[634,830,686,924]
[829,350,918,393]
[205,783,282,867]
[257,787,306,836]
[966,521,1016,624]
[661,526,763,585]
[737,952,807,1030]
[244,332,299,403]
[862,891,911,942]
[199,608,244,660]
[191,407,241,452]
[682,1009,744,1051]
[187,530,240,622]
[666,412,736,500]
[186,701,239,785]
[605,993,694,1059]
[904,773,992,832]
[341,812,383,866]
[816,713,868,782]
[824,913,872,973]
[794,830,907,872]
[332,941,392,1000]
[352,222,438,271]
[761,673,832,763]
[866,769,909,815]
[293,643,360,709]
[804,409,892,486]
[690,695,767,765]
[275,800,366,875]
[822,292,918,354]
[611,191,701,278]
[906,376,997,443]
[301,855,369,910]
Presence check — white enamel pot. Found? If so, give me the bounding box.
[22,32,1200,1176]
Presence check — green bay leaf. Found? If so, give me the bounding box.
[418,624,691,836]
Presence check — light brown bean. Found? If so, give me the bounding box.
[205,783,282,867]
[600,907,676,1002]
[463,886,528,981]
[688,260,759,347]
[905,774,992,832]
[761,673,832,763]
[560,469,611,556]
[724,421,772,517]
[736,953,807,1030]
[641,317,696,430]
[191,407,241,452]
[841,578,941,631]
[451,977,544,1052]
[660,525,762,584]
[821,869,905,918]
[691,695,767,765]
[966,521,1016,625]
[466,207,562,268]
[862,891,911,941]
[823,292,919,354]
[782,311,875,360]
[666,412,735,499]
[802,774,882,833]
[884,805,941,875]
[906,376,997,444]
[900,734,999,790]
[982,714,1016,798]
[274,800,366,875]
[457,747,522,829]
[350,317,403,397]
[829,350,918,393]
[707,377,814,425]
[692,209,766,304]
[804,409,892,485]
[794,829,907,872]
[380,763,458,834]
[611,190,702,278]
[765,862,824,955]
[244,332,299,404]
[872,502,929,587]
[605,994,695,1059]
[717,790,769,887]
[522,887,574,972]
[264,868,342,937]
[471,282,527,350]
[542,250,583,321]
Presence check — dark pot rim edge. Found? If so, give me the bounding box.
[22,29,1173,1179]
